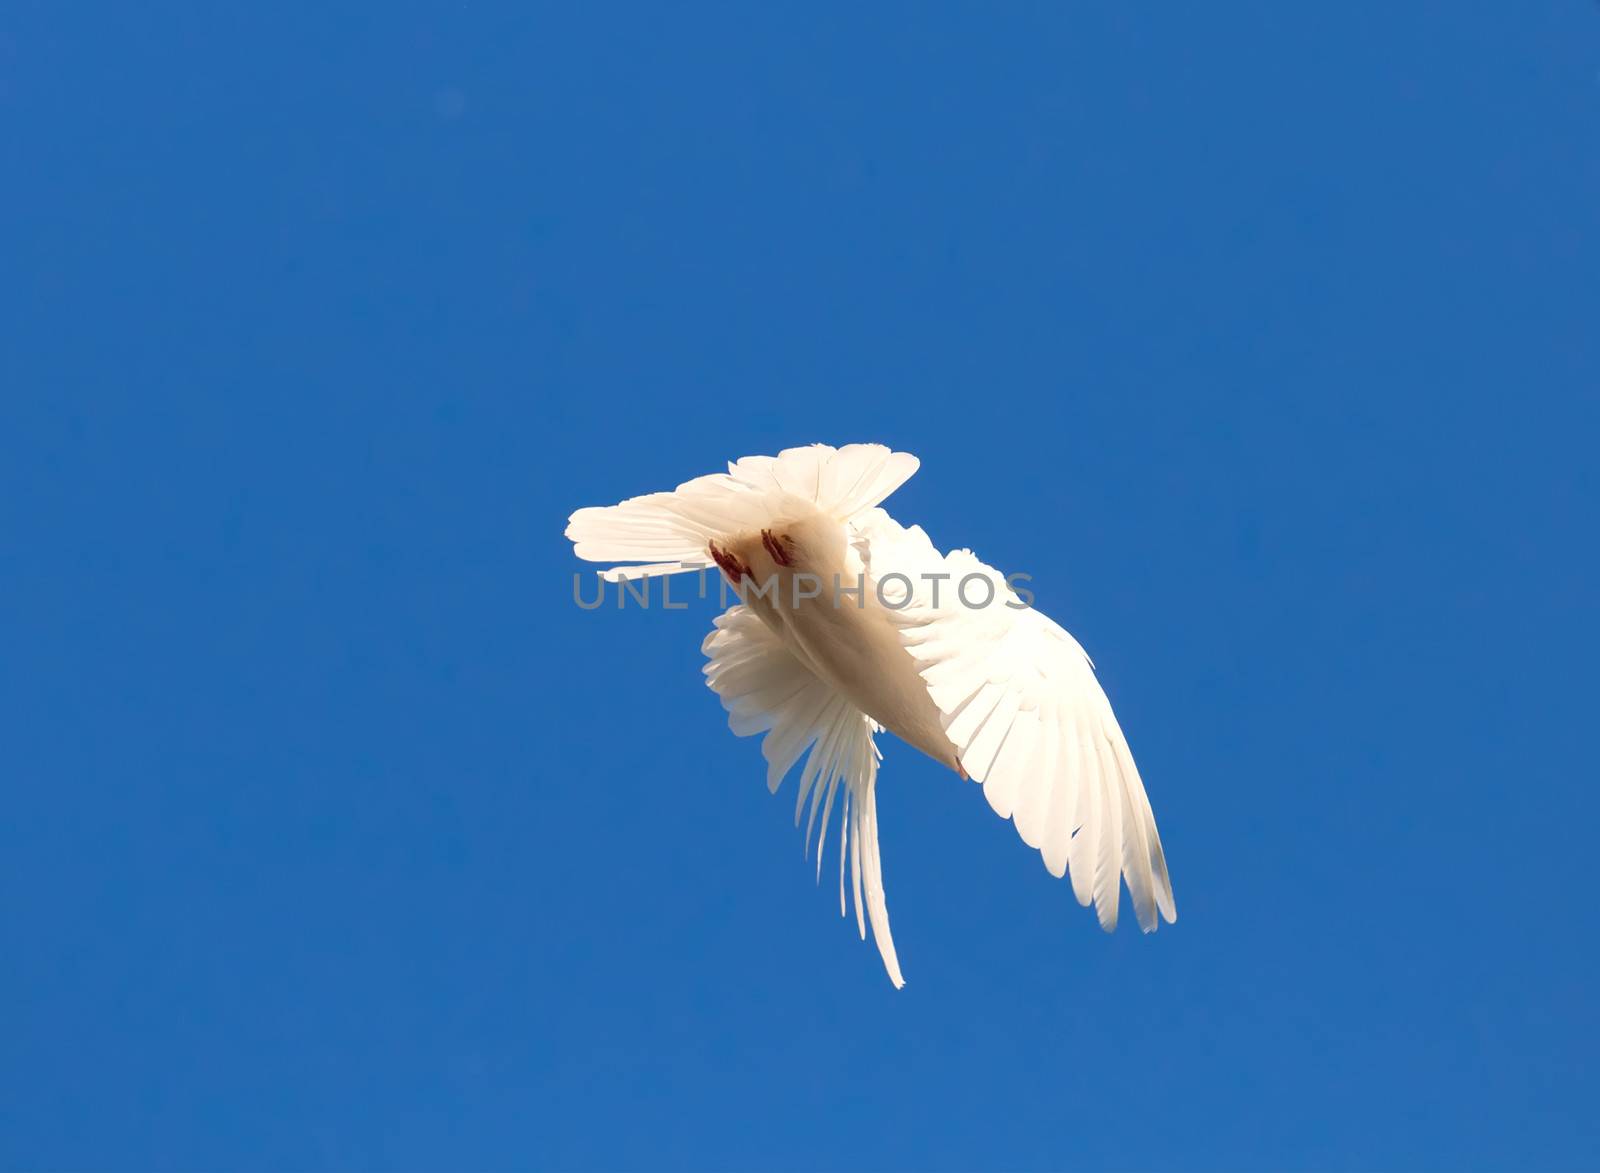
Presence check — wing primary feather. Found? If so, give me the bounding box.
[1107,727,1160,932]
[1093,735,1123,931]
[1067,710,1097,907]
[701,599,905,986]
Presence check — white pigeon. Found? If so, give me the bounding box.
[565,442,1175,987]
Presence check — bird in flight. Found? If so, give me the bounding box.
[566,443,1175,986]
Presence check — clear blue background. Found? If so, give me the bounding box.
[3,3,1597,1170]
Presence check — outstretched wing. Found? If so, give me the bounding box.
[868,515,1176,933]
[702,604,904,987]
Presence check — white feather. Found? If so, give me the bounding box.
[569,443,1174,989]
[880,519,1176,932]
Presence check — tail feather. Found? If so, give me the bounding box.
[566,443,919,581]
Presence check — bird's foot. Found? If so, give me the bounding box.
[760,529,796,567]
[707,539,752,583]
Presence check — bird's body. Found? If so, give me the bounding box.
[566,443,1174,986]
[711,507,961,771]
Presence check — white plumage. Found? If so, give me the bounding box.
[565,443,1175,987]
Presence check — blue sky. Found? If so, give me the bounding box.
[4,3,1598,1170]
